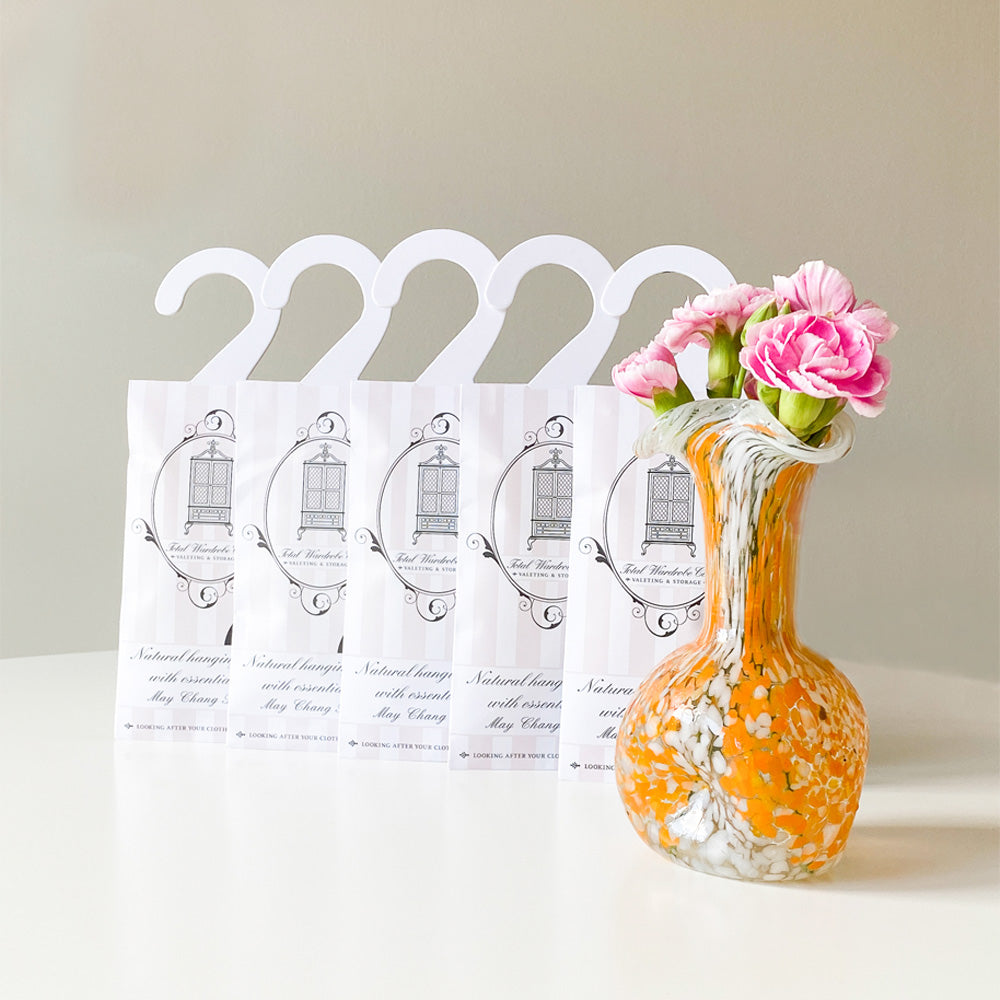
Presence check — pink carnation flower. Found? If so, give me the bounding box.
[657,283,773,353]
[774,261,897,343]
[739,311,892,417]
[612,339,680,406]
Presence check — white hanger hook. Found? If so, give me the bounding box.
[372,230,499,308]
[600,246,736,316]
[482,236,617,389]
[261,235,390,383]
[371,230,505,387]
[485,235,614,312]
[262,235,380,308]
[155,248,281,383]
[154,248,270,317]
[600,245,736,399]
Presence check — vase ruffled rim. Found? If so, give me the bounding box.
[635,398,855,466]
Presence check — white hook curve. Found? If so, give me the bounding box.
[600,245,736,316]
[155,248,281,384]
[371,230,505,386]
[261,235,390,384]
[484,235,617,388]
[600,246,736,399]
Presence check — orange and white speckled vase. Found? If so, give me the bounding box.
[616,399,868,882]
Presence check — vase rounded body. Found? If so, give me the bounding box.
[615,400,869,882]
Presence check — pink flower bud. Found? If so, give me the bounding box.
[612,339,680,406]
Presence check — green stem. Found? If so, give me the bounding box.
[707,376,734,398]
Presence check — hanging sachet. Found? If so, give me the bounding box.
[226,236,391,750]
[557,246,734,779]
[337,231,506,762]
[447,236,621,769]
[115,249,281,741]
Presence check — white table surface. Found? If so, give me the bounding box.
[1,651,997,1000]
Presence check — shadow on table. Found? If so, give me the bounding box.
[813,823,1000,895]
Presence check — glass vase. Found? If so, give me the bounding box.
[615,398,868,881]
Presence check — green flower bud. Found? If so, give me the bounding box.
[707,334,740,384]
[741,299,778,344]
[778,390,826,436]
[757,383,781,415]
[801,397,844,437]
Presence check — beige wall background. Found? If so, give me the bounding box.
[2,1,997,680]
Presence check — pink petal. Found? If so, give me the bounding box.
[798,369,845,397]
[843,352,891,398]
[853,301,898,343]
[774,261,856,316]
[828,315,874,367]
[786,368,836,398]
[847,389,886,417]
[642,359,679,392]
[657,318,709,353]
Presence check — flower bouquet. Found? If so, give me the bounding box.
[611,262,895,881]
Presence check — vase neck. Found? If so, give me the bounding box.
[686,422,816,649]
